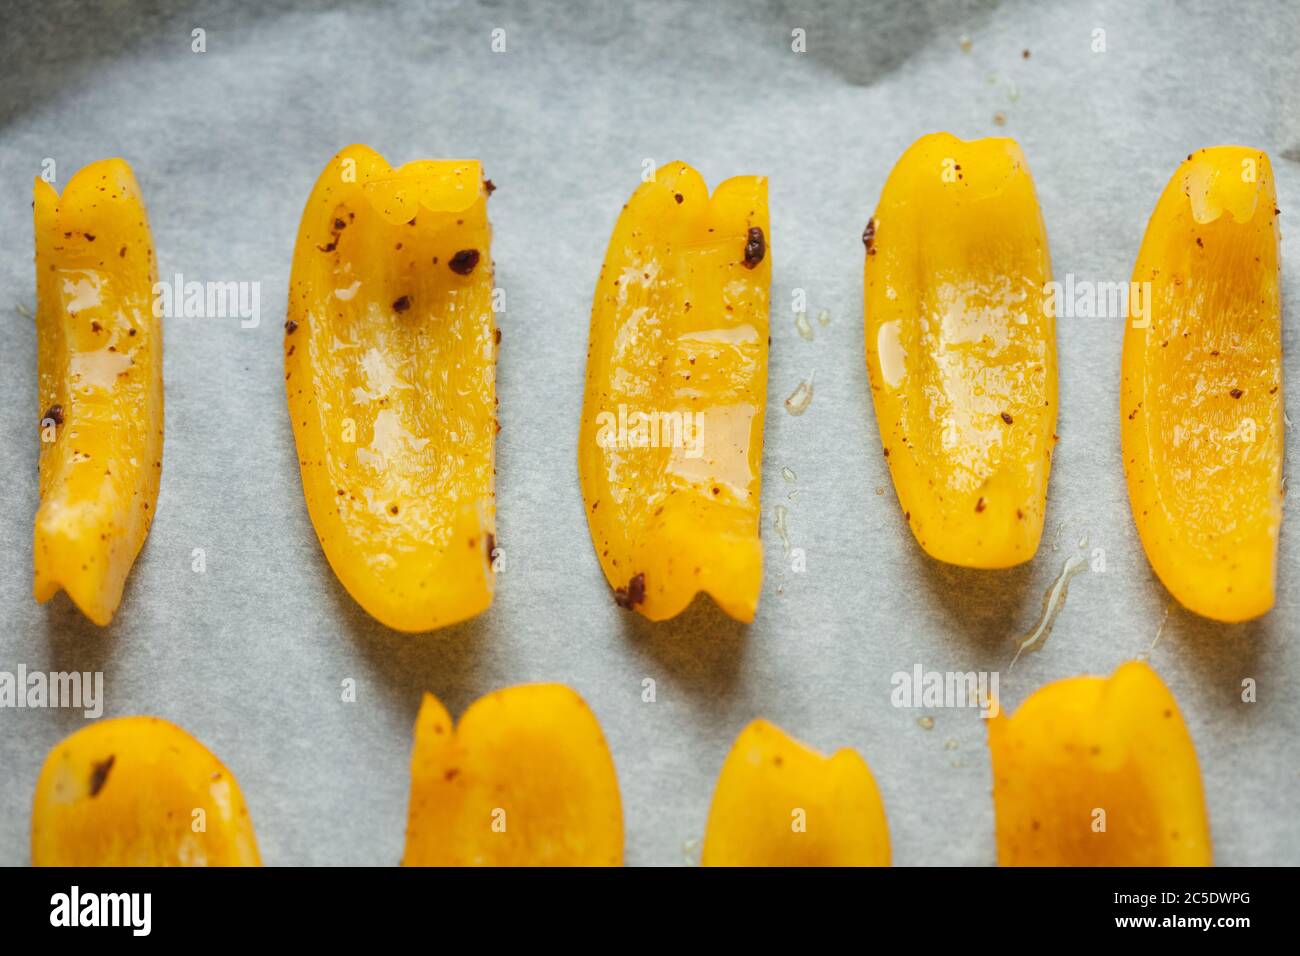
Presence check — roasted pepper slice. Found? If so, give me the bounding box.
[701,719,890,866]
[32,159,163,626]
[865,133,1057,567]
[988,660,1212,866]
[31,716,261,866]
[1122,147,1282,622]
[578,162,770,621]
[286,145,496,632]
[402,684,623,866]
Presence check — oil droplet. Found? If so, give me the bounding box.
[1077,532,1089,549]
[944,738,959,751]
[784,374,815,416]
[781,466,798,483]
[816,308,831,326]
[917,716,935,730]
[1010,552,1088,670]
[959,34,972,52]
[794,310,814,341]
[774,504,791,554]
[875,485,885,496]
[681,838,700,865]
[950,757,965,768]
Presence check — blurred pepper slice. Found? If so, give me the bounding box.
[1122,147,1282,622]
[865,133,1057,567]
[286,145,497,632]
[988,660,1212,866]
[579,162,770,621]
[31,716,260,866]
[32,159,163,626]
[702,719,890,866]
[402,684,623,866]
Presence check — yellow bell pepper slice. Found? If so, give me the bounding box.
[864,132,1057,567]
[402,684,623,866]
[701,719,890,866]
[286,145,497,632]
[988,660,1212,866]
[32,159,163,626]
[31,716,260,866]
[578,162,770,621]
[1122,147,1282,622]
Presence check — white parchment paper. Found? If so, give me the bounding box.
[1,0,1297,865]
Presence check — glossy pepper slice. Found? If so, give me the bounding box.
[31,716,261,866]
[988,660,1212,866]
[286,145,497,632]
[32,159,163,626]
[865,133,1057,567]
[1122,147,1282,622]
[402,684,623,866]
[701,719,890,866]
[579,162,770,621]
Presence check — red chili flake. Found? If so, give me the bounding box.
[42,404,64,426]
[89,754,115,797]
[334,218,347,230]
[486,532,496,558]
[975,497,987,513]
[1230,388,1243,399]
[674,193,684,204]
[84,232,96,242]
[862,217,877,255]
[392,295,411,313]
[1001,411,1013,424]
[317,240,337,253]
[1021,48,1031,59]
[484,179,496,195]
[614,572,646,609]
[449,249,480,275]
[494,328,501,345]
[742,227,766,269]
[285,320,298,335]
[91,321,102,333]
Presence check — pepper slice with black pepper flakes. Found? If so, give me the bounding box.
[1121,146,1282,622]
[864,133,1057,569]
[286,146,497,632]
[579,161,770,623]
[31,717,261,866]
[32,158,163,627]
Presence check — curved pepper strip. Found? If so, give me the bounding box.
[1122,147,1282,622]
[988,660,1212,866]
[286,146,497,632]
[579,162,770,621]
[32,159,163,626]
[402,684,623,866]
[702,719,890,866]
[865,133,1057,568]
[31,716,261,866]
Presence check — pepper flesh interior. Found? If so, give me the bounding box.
[32,159,163,626]
[865,132,1057,568]
[286,145,496,632]
[702,719,890,866]
[579,162,770,621]
[31,716,260,866]
[1122,146,1282,622]
[402,684,623,866]
[988,660,1212,866]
